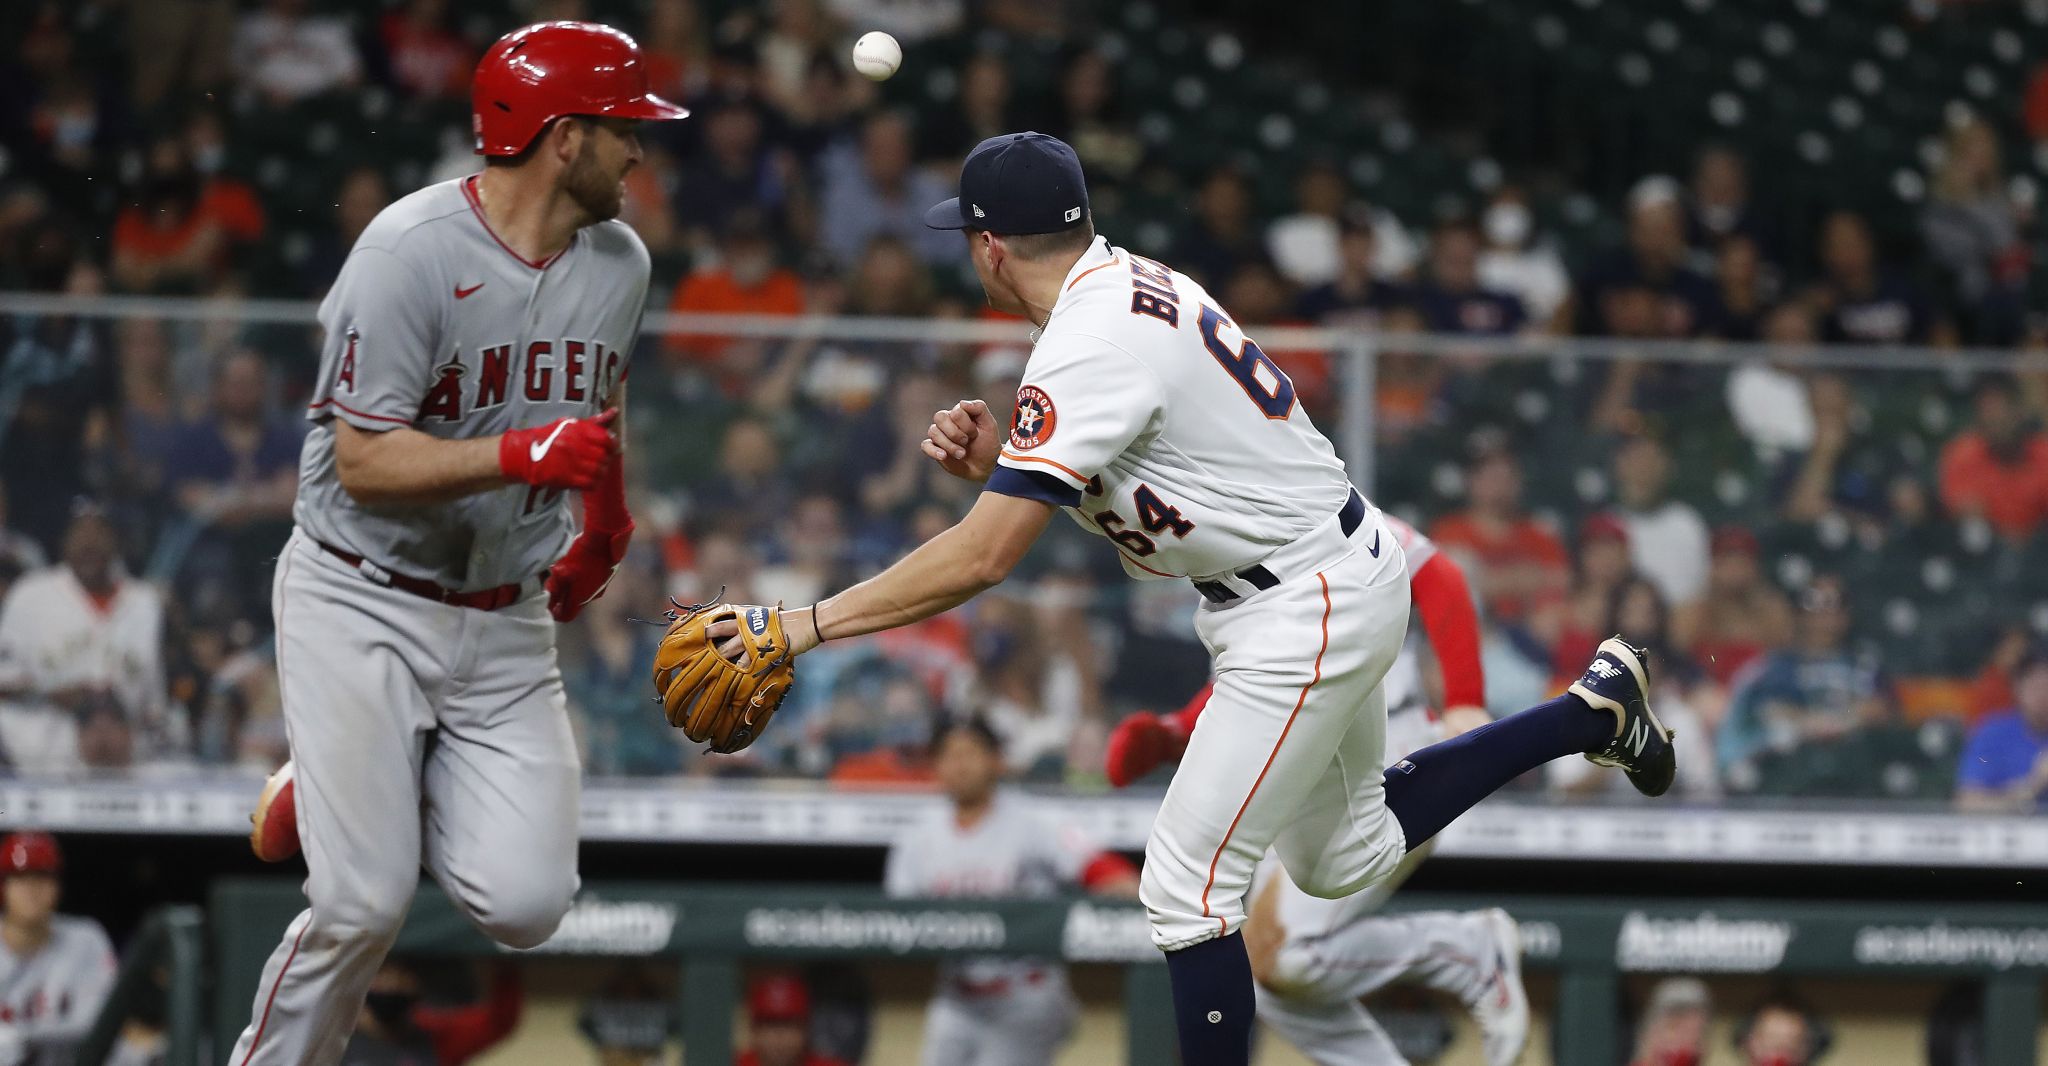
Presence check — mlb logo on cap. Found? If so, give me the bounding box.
[925,132,1091,236]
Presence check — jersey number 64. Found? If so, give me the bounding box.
[1199,305,1297,420]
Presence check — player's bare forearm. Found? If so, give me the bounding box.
[798,491,1053,649]
[333,422,508,505]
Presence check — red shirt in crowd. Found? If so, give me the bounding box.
[666,267,806,361]
[1939,430,2048,540]
[112,180,265,270]
[1427,512,1568,623]
[735,1053,849,1066]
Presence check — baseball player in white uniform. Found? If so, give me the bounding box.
[232,23,685,1066]
[0,833,116,1066]
[886,718,1138,1066]
[1106,516,1529,1066]
[697,132,1675,1066]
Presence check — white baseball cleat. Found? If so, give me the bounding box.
[249,761,299,863]
[1467,907,1529,1066]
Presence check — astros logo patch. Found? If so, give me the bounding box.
[1010,386,1057,450]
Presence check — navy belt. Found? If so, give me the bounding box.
[1193,488,1366,605]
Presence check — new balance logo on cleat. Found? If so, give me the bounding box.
[1589,659,1622,680]
[1626,718,1649,757]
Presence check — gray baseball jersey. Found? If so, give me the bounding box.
[0,915,117,1065]
[294,175,649,590]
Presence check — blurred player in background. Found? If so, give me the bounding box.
[0,832,115,1066]
[886,717,1139,1066]
[1630,978,1711,1066]
[737,974,846,1066]
[1107,517,1528,1066]
[232,21,684,1066]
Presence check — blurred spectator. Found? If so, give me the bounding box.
[377,0,474,100]
[1736,991,1829,1066]
[1686,145,1775,262]
[1673,526,1793,685]
[1044,49,1142,191]
[1776,371,1902,525]
[1718,575,1894,777]
[1219,260,1325,402]
[1476,186,1570,325]
[666,210,806,368]
[0,503,173,775]
[737,973,848,1066]
[0,489,46,595]
[919,51,1016,162]
[1706,234,1773,341]
[826,0,965,44]
[110,317,183,510]
[74,691,134,771]
[111,134,266,294]
[303,165,393,295]
[1549,576,1719,799]
[1923,117,2030,344]
[757,494,852,608]
[1410,219,1527,336]
[0,832,116,1064]
[843,234,936,318]
[1535,514,1634,680]
[411,964,524,1065]
[974,588,1087,779]
[674,97,798,253]
[105,967,171,1066]
[1965,626,2032,725]
[1955,647,2048,812]
[1572,177,1718,337]
[569,592,681,777]
[817,111,958,270]
[1294,215,1411,329]
[1726,305,1817,454]
[1628,977,1711,1066]
[1809,210,1941,346]
[578,964,674,1066]
[1612,434,1710,609]
[692,419,799,540]
[758,0,838,121]
[126,0,234,110]
[1429,445,1568,626]
[641,0,709,104]
[1937,374,2048,541]
[0,247,115,555]
[166,351,300,529]
[1172,166,1260,289]
[232,0,364,108]
[1265,161,1350,288]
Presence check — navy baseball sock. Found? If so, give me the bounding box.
[1382,693,1614,847]
[1164,932,1256,1066]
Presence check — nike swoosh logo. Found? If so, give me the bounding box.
[1367,529,1382,558]
[529,419,572,462]
[454,282,485,299]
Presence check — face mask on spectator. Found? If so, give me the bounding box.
[1485,202,1531,249]
[193,144,225,175]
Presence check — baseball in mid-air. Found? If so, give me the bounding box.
[852,31,902,81]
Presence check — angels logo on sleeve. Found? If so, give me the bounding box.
[1010,386,1057,450]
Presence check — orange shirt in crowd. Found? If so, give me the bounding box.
[1938,431,2048,540]
[1427,512,1569,623]
[112,180,265,266]
[666,266,805,360]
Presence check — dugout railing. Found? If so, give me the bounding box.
[209,879,2048,1066]
[76,903,206,1066]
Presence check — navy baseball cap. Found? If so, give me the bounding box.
[924,132,1090,235]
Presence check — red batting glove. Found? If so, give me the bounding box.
[499,409,619,490]
[545,522,634,622]
[1104,710,1190,788]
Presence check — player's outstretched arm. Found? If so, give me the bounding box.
[779,490,1054,654]
[333,409,619,506]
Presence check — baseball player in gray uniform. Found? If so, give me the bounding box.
[885,718,1138,1066]
[0,833,115,1066]
[232,22,686,1066]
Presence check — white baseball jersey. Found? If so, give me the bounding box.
[296,175,647,589]
[0,567,171,759]
[1380,515,1437,759]
[0,915,117,1065]
[989,236,1352,581]
[885,792,1099,988]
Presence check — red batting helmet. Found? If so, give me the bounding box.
[0,832,60,878]
[472,21,689,156]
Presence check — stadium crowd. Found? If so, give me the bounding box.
[0,0,2044,805]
